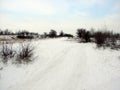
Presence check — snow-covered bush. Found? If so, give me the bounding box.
[0,41,35,64]
[16,43,34,63]
[0,42,16,63]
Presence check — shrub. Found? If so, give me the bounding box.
[16,30,39,39]
[63,34,74,38]
[43,32,48,38]
[59,31,64,37]
[94,31,107,47]
[0,42,15,63]
[48,30,57,38]
[84,31,91,42]
[77,28,86,38]
[76,28,91,42]
[17,35,33,39]
[16,43,34,63]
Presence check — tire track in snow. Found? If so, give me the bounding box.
[8,44,77,90]
[28,45,87,90]
[62,45,88,90]
[32,45,88,90]
[8,42,88,90]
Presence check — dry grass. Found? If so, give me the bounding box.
[0,38,32,44]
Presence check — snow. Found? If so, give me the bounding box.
[0,38,120,90]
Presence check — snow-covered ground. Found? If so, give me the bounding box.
[0,38,120,90]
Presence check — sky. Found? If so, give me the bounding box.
[0,0,120,34]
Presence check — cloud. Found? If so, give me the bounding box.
[0,0,120,33]
[0,0,57,15]
[0,0,107,16]
[1,12,120,34]
[113,1,120,13]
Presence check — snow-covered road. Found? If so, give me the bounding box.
[0,38,120,90]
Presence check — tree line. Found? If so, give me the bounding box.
[0,29,39,39]
[0,28,120,49]
[76,28,120,49]
[41,29,73,38]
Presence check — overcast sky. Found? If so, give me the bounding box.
[0,0,120,34]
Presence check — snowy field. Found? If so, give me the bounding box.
[0,38,120,90]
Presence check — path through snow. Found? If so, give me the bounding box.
[0,38,120,90]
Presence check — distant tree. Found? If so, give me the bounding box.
[4,29,9,35]
[0,29,14,35]
[84,31,91,42]
[49,29,57,38]
[0,29,3,35]
[59,31,64,37]
[43,32,48,38]
[17,30,33,39]
[64,34,73,38]
[90,28,95,37]
[94,31,107,46]
[77,28,86,38]
[76,28,91,42]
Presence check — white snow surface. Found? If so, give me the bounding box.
[0,38,120,90]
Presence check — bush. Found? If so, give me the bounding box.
[59,31,64,37]
[76,28,91,42]
[63,34,74,38]
[0,42,35,64]
[16,43,34,63]
[0,43,15,63]
[16,30,39,39]
[94,31,107,47]
[17,35,33,39]
[77,28,86,38]
[84,31,91,42]
[48,30,57,38]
